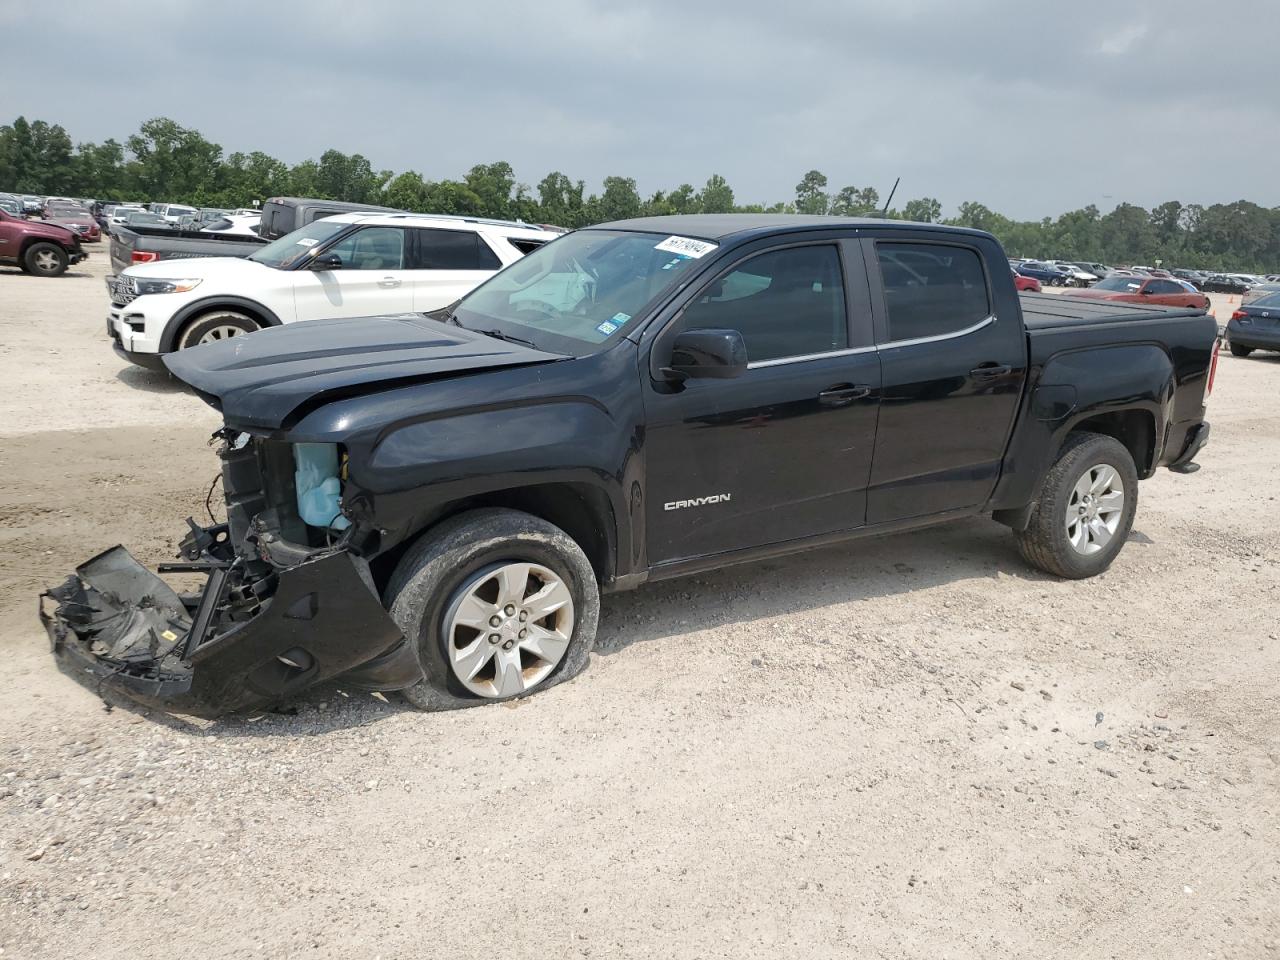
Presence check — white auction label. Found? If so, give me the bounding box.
[654,235,717,259]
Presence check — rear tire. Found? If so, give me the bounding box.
[1014,432,1138,579]
[1230,342,1253,358]
[385,508,600,711]
[176,310,259,349]
[23,242,68,277]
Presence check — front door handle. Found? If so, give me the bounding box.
[818,384,872,407]
[377,277,402,288]
[970,363,1012,379]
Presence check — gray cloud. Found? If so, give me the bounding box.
[2,0,1276,218]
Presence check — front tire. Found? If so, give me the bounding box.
[1230,342,1253,357]
[176,310,259,349]
[1014,431,1138,579]
[386,508,600,711]
[23,242,68,277]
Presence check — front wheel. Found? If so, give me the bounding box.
[1014,431,1138,579]
[177,310,259,349]
[23,242,68,277]
[386,508,600,711]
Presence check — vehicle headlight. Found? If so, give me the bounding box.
[129,278,203,295]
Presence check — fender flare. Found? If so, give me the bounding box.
[159,297,283,352]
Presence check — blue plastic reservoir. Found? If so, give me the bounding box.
[293,443,351,530]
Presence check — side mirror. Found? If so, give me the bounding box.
[310,252,343,271]
[661,329,748,381]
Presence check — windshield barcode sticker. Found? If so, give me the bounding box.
[655,236,717,259]
[296,237,319,247]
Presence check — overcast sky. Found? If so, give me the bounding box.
[2,0,1275,219]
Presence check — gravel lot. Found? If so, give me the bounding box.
[1,253,1277,959]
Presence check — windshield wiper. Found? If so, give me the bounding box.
[475,328,538,349]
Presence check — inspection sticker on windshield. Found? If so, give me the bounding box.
[654,236,717,259]
[296,237,319,247]
[596,320,619,336]
[611,312,631,325]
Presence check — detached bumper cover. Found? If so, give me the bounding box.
[41,545,410,718]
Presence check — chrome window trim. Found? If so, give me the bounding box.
[746,345,877,369]
[744,315,994,368]
[878,314,995,350]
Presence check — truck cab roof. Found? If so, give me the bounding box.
[594,213,990,243]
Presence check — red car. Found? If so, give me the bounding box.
[1011,268,1041,292]
[0,207,87,276]
[42,201,101,243]
[1064,275,1208,311]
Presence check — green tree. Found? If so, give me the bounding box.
[597,176,641,221]
[383,170,428,211]
[0,116,75,193]
[830,185,879,217]
[794,169,829,215]
[125,117,222,201]
[697,174,735,214]
[464,161,517,218]
[902,197,942,223]
[71,139,126,197]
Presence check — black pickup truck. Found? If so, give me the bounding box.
[42,215,1217,717]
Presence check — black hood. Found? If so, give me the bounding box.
[164,314,563,430]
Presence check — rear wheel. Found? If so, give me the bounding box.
[386,508,600,711]
[1014,432,1138,579]
[177,310,259,349]
[1230,342,1253,358]
[23,242,68,277]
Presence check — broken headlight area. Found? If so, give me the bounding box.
[39,431,413,719]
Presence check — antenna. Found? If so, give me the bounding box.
[881,177,900,217]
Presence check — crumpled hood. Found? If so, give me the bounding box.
[164,314,563,430]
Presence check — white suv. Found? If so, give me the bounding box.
[106,213,560,368]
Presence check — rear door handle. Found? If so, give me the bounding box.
[378,277,402,288]
[970,363,1012,379]
[818,384,872,407]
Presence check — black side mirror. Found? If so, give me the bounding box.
[310,252,343,271]
[661,329,748,381]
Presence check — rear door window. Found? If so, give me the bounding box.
[876,242,991,342]
[413,229,502,270]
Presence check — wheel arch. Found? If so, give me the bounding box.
[368,481,618,596]
[158,296,282,352]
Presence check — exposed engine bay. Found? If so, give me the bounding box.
[40,429,416,717]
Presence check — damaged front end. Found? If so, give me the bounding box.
[40,431,417,718]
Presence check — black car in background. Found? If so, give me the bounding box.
[1202,274,1251,294]
[1226,292,1280,357]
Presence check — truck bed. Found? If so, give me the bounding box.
[109,225,266,274]
[1019,291,1203,329]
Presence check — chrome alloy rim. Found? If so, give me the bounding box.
[1066,463,1125,555]
[197,324,246,344]
[443,562,574,698]
[34,249,60,271]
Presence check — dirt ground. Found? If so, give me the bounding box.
[1,253,1277,960]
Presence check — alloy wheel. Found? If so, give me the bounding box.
[443,562,575,698]
[1065,463,1125,555]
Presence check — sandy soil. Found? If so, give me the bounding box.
[1,254,1277,959]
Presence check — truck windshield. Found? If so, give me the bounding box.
[452,229,714,353]
[248,220,349,270]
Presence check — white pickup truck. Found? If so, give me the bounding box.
[106,212,559,369]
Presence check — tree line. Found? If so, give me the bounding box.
[2,115,1276,271]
